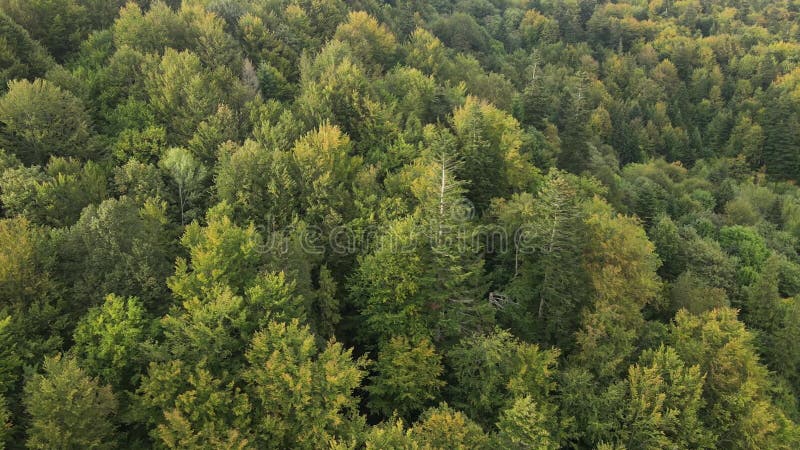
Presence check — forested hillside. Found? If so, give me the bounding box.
[2,0,800,448]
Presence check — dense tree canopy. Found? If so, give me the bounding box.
[2,0,800,448]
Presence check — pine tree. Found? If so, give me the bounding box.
[493,172,590,347]
[349,140,492,345]
[762,92,800,180]
[0,11,53,89]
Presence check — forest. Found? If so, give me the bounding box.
[2,0,800,448]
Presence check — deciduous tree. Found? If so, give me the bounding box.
[24,354,118,449]
[0,79,94,165]
[366,335,444,420]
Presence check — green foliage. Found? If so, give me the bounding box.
[583,197,662,309]
[0,316,20,445]
[0,158,108,227]
[363,418,418,449]
[719,225,770,285]
[411,403,489,449]
[518,10,559,48]
[58,197,174,309]
[0,217,66,364]
[0,217,48,307]
[743,256,800,395]
[349,148,493,344]
[404,28,448,77]
[0,11,52,89]
[112,126,167,165]
[296,40,397,156]
[671,308,795,448]
[615,346,713,449]
[136,359,251,449]
[648,215,686,280]
[366,335,444,420]
[256,61,294,101]
[446,328,559,428]
[334,11,398,72]
[24,354,118,449]
[3,1,800,448]
[762,78,800,180]
[160,287,251,371]
[492,172,589,346]
[574,196,661,379]
[243,320,366,448]
[161,274,308,374]
[168,203,263,300]
[0,79,95,165]
[143,48,244,144]
[112,1,187,55]
[0,0,90,61]
[113,159,167,206]
[311,265,340,339]
[188,104,239,164]
[290,123,360,230]
[0,394,10,449]
[0,316,19,400]
[214,139,297,228]
[112,1,241,70]
[451,96,536,211]
[669,271,729,315]
[72,294,152,389]
[495,396,558,450]
[159,146,208,225]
